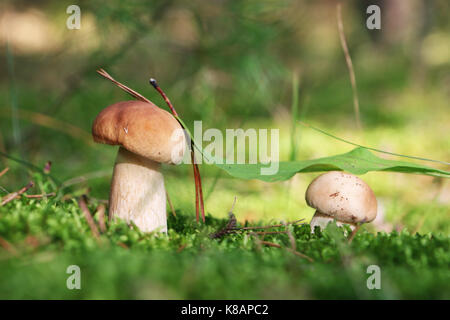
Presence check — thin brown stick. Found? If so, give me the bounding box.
[259,240,314,262]
[97,69,152,104]
[191,151,200,222]
[254,231,287,235]
[24,235,41,249]
[288,248,314,262]
[150,78,205,223]
[337,2,361,130]
[233,219,304,230]
[23,192,56,199]
[260,241,283,248]
[194,161,205,222]
[209,198,238,239]
[0,167,9,179]
[285,222,297,251]
[0,236,17,255]
[95,204,107,233]
[176,243,187,253]
[77,195,100,239]
[117,242,129,249]
[165,190,176,218]
[1,181,34,206]
[149,78,178,116]
[348,224,361,244]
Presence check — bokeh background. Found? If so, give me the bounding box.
[0,0,449,234]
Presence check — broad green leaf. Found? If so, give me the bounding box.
[176,117,450,182]
[212,147,450,182]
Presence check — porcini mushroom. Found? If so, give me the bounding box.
[92,100,186,233]
[305,171,377,232]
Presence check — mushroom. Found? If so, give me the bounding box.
[305,171,377,232]
[92,100,186,233]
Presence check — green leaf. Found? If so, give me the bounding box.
[176,117,449,182]
[212,147,450,182]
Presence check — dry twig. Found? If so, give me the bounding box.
[232,219,304,230]
[77,195,100,239]
[259,240,314,263]
[254,231,287,236]
[24,192,56,199]
[176,243,187,253]
[348,224,361,244]
[95,204,107,233]
[1,181,34,206]
[210,200,305,240]
[117,242,129,249]
[97,69,151,103]
[0,236,17,255]
[0,167,9,179]
[209,197,238,239]
[210,212,238,239]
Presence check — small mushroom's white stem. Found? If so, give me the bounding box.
[109,147,167,233]
[310,211,356,233]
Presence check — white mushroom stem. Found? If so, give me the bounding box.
[310,211,356,233]
[109,147,167,233]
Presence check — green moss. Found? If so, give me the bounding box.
[0,196,448,299]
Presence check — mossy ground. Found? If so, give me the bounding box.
[0,194,448,299]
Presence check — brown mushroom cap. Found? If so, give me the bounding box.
[92,100,186,164]
[305,171,377,223]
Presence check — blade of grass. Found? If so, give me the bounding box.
[298,121,450,166]
[289,72,299,161]
[337,2,362,130]
[0,109,93,145]
[166,190,177,218]
[6,40,21,150]
[0,151,61,185]
[204,169,222,201]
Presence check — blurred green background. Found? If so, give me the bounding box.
[0,1,449,238]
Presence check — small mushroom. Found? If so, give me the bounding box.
[305,171,377,232]
[92,100,186,233]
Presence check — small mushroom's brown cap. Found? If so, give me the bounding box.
[92,101,186,164]
[305,171,377,223]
